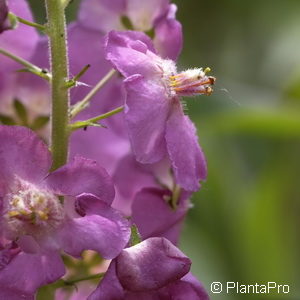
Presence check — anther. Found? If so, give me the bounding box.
[168,67,215,97]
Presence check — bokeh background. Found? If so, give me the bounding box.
[28,1,300,299]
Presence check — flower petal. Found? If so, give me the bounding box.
[88,261,124,300]
[0,250,65,294]
[105,30,158,77]
[131,188,189,244]
[124,75,170,163]
[45,156,115,205]
[165,101,207,191]
[0,288,33,300]
[70,115,130,176]
[112,154,157,215]
[154,5,183,60]
[116,237,191,292]
[168,273,210,300]
[17,235,40,254]
[79,0,125,32]
[0,125,52,195]
[59,201,130,259]
[126,0,169,31]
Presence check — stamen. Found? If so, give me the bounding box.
[8,211,20,218]
[37,210,49,221]
[204,67,211,74]
[169,68,216,97]
[3,179,64,238]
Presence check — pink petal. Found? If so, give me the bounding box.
[0,251,65,294]
[45,156,115,205]
[0,126,51,195]
[105,30,157,77]
[165,101,207,191]
[154,5,183,60]
[116,237,191,292]
[79,0,126,32]
[124,74,170,163]
[59,198,130,259]
[88,261,124,300]
[131,188,189,244]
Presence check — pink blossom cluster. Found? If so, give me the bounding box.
[0,0,215,299]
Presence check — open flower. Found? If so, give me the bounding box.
[111,153,191,244]
[79,0,182,60]
[89,237,209,299]
[105,30,215,191]
[131,187,191,245]
[0,126,130,298]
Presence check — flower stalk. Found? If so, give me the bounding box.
[63,273,105,285]
[45,0,70,171]
[70,69,116,119]
[8,13,46,31]
[70,105,124,131]
[0,47,51,81]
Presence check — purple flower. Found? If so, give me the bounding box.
[105,30,215,191]
[131,187,190,245]
[89,237,209,299]
[112,153,170,214]
[73,137,190,245]
[111,153,190,244]
[0,0,39,71]
[0,125,130,298]
[78,0,182,59]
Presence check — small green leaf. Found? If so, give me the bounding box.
[145,27,155,39]
[31,115,50,130]
[13,99,28,126]
[70,120,106,131]
[121,15,134,30]
[0,114,16,125]
[16,68,31,73]
[130,224,141,246]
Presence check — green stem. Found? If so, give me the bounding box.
[9,13,46,31]
[45,0,70,171]
[70,69,116,119]
[171,184,181,210]
[0,47,50,81]
[70,106,124,131]
[62,0,73,9]
[64,273,105,285]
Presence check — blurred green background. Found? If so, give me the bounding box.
[28,0,300,299]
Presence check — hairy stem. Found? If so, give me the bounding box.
[45,0,70,171]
